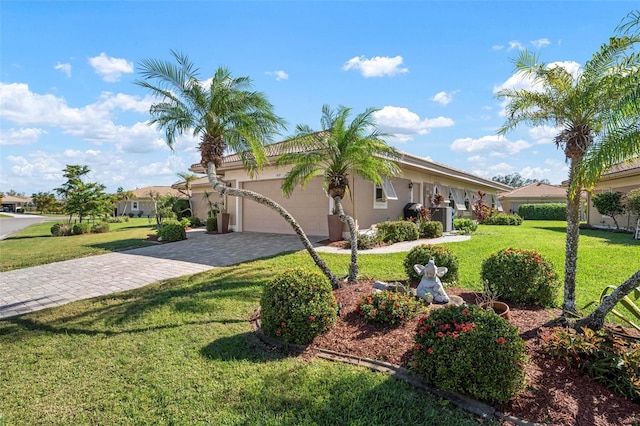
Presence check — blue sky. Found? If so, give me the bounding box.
[1,1,637,195]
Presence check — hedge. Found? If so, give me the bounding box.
[518,203,566,220]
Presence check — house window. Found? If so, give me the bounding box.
[374,178,397,209]
[132,201,139,211]
[451,188,467,211]
[491,194,504,212]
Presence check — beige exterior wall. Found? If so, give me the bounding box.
[587,174,640,230]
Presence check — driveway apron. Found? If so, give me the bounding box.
[0,230,321,319]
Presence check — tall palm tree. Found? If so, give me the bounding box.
[496,16,640,316]
[136,50,339,287]
[276,105,400,285]
[176,172,197,216]
[116,188,136,217]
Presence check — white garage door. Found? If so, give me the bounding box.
[242,178,329,236]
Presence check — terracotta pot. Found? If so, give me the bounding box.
[480,301,510,320]
[327,214,343,242]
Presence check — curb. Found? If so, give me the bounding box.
[251,310,543,426]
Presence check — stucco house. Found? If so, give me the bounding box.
[586,157,640,231]
[498,182,568,214]
[0,195,32,213]
[114,186,186,217]
[178,141,512,238]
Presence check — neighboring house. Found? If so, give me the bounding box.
[498,182,568,214]
[1,195,32,213]
[114,186,186,217]
[586,157,640,230]
[179,142,512,237]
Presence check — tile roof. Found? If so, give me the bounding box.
[601,157,640,178]
[499,182,567,199]
[129,186,186,199]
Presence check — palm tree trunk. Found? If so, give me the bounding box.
[333,196,359,285]
[575,270,640,331]
[563,158,581,315]
[205,163,341,289]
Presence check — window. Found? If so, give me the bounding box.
[492,194,504,212]
[451,188,467,211]
[374,178,397,209]
[132,201,139,211]
[381,177,398,200]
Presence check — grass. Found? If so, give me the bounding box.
[0,220,638,424]
[0,261,484,425]
[0,218,157,271]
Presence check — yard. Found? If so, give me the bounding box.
[0,220,638,424]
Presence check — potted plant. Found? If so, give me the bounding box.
[432,192,445,207]
[217,204,230,234]
[476,281,510,320]
[327,207,343,242]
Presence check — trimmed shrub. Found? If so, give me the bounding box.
[412,304,527,404]
[403,244,459,284]
[137,211,144,218]
[344,233,381,250]
[189,216,203,227]
[91,222,110,233]
[453,218,477,234]
[518,203,566,220]
[128,212,135,218]
[50,223,72,237]
[206,216,218,232]
[481,247,559,307]
[179,217,191,229]
[376,220,419,244]
[483,213,523,226]
[356,290,423,325]
[157,219,187,242]
[260,268,337,345]
[418,220,443,238]
[72,222,91,235]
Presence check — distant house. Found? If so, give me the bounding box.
[586,157,640,230]
[114,186,186,217]
[498,182,568,214]
[177,141,512,237]
[1,195,32,213]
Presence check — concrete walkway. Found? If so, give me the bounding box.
[0,229,469,320]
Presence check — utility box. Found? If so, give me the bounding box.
[429,206,453,232]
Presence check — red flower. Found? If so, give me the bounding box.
[497,337,506,345]
[427,347,434,354]
[436,332,444,338]
[281,321,287,327]
[276,328,282,335]
[308,316,315,322]
[414,343,421,351]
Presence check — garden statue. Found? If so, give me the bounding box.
[414,258,450,304]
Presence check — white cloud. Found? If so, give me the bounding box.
[373,106,454,142]
[488,162,516,175]
[266,70,289,81]
[528,126,558,145]
[0,128,46,146]
[88,52,133,82]
[508,40,525,51]
[54,62,72,77]
[491,44,505,51]
[450,134,531,155]
[519,166,552,179]
[531,38,551,49]
[343,55,408,78]
[432,90,459,106]
[467,155,485,163]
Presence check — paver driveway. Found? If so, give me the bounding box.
[0,229,324,319]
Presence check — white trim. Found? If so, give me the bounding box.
[131,201,139,211]
[381,177,398,200]
[374,183,387,209]
[492,194,504,212]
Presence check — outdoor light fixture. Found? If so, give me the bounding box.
[408,181,414,189]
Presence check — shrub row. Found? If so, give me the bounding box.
[50,222,109,236]
[376,220,419,243]
[483,213,523,226]
[518,203,566,220]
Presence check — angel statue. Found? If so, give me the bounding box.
[414,257,450,304]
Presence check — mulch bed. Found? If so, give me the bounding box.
[309,281,639,426]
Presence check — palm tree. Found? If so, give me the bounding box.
[116,187,136,217]
[276,105,400,285]
[136,50,339,287]
[176,172,197,217]
[496,20,640,316]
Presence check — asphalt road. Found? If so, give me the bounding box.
[0,214,60,240]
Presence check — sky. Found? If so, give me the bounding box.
[1,1,637,196]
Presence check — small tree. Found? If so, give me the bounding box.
[31,191,57,214]
[623,188,640,218]
[55,165,110,223]
[116,187,136,217]
[592,192,626,230]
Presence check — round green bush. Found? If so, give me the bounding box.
[356,290,423,325]
[128,212,135,218]
[481,247,559,307]
[403,244,459,284]
[72,222,91,235]
[157,220,187,242]
[190,216,203,227]
[91,222,110,233]
[344,233,381,250]
[453,218,477,234]
[376,220,419,243]
[260,268,337,345]
[50,222,72,237]
[418,220,443,238]
[205,216,218,232]
[412,304,527,404]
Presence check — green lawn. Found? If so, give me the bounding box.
[0,220,638,424]
[0,218,157,271]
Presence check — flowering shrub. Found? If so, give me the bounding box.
[356,290,423,325]
[542,327,640,402]
[481,248,559,307]
[403,244,459,284]
[412,304,527,404]
[260,268,337,345]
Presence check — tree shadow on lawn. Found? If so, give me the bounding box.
[0,265,276,339]
[200,331,292,363]
[532,224,639,246]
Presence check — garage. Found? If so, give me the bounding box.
[242,177,330,236]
